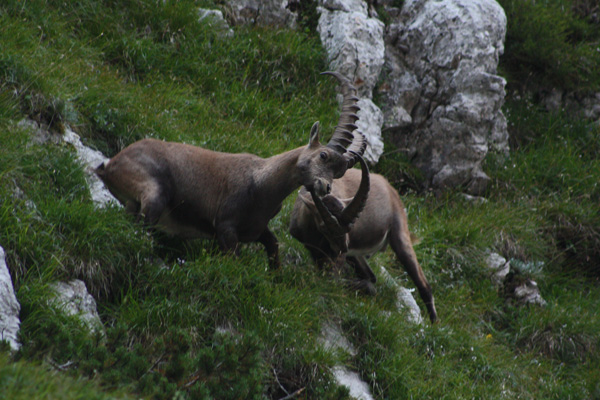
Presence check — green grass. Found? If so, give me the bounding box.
[498,0,600,92]
[0,352,135,400]
[1,0,600,399]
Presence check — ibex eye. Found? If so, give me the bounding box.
[320,152,328,160]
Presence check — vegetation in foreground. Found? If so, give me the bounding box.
[1,0,599,399]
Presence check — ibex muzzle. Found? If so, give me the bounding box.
[290,167,438,323]
[95,72,365,267]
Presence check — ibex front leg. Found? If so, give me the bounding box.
[216,224,241,257]
[258,228,280,269]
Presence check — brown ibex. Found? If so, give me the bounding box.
[290,168,438,323]
[96,72,365,268]
[301,152,371,273]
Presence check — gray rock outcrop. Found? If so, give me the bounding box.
[379,0,509,194]
[225,0,297,28]
[317,2,384,98]
[512,280,547,307]
[317,0,386,163]
[220,0,510,191]
[356,98,384,163]
[0,246,21,352]
[332,366,374,400]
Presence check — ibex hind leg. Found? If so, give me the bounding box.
[139,184,169,227]
[390,217,438,323]
[125,200,140,217]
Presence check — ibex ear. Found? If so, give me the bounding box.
[308,121,320,149]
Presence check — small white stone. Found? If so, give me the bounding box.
[0,246,21,352]
[379,266,423,324]
[62,126,119,207]
[485,252,510,285]
[49,280,104,335]
[332,366,374,400]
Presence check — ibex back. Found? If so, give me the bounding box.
[96,72,366,268]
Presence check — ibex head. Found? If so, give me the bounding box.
[298,152,370,254]
[296,71,366,197]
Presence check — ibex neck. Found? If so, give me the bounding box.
[256,146,304,203]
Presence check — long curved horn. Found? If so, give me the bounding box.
[321,71,367,167]
[309,189,346,237]
[310,190,350,254]
[338,152,370,227]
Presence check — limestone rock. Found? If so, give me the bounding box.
[356,98,384,164]
[198,8,234,37]
[321,0,368,14]
[21,119,118,208]
[319,322,374,400]
[317,0,386,163]
[225,0,296,28]
[380,0,509,194]
[0,246,21,352]
[62,126,118,207]
[49,280,104,334]
[317,4,384,98]
[543,90,600,126]
[513,280,547,307]
[485,252,510,286]
[319,321,357,356]
[486,252,547,307]
[380,265,423,324]
[332,366,374,400]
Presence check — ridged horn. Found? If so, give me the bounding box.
[308,153,369,250]
[309,190,346,235]
[338,152,370,227]
[321,71,367,168]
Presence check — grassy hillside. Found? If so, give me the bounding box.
[1,0,599,399]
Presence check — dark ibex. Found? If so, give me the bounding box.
[96,72,365,268]
[290,168,438,323]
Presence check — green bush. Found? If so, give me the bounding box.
[498,0,600,92]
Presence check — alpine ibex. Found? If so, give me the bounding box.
[300,152,371,272]
[290,168,438,323]
[96,72,366,268]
